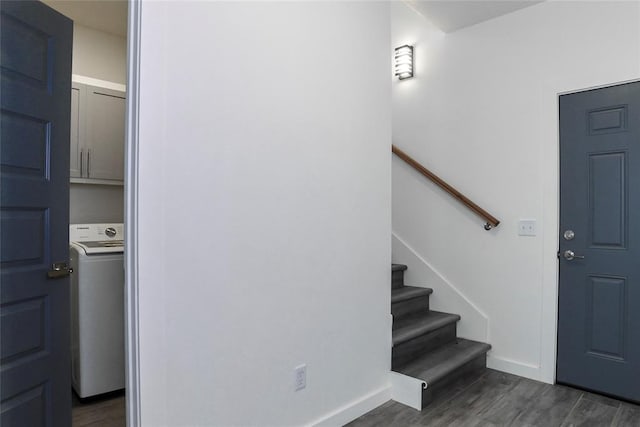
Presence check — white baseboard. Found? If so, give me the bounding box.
[310,386,391,427]
[487,354,545,382]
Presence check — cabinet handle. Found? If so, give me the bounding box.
[80,149,83,176]
[87,149,91,178]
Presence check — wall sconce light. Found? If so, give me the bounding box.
[394,45,414,80]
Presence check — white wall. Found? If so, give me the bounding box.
[392,1,640,382]
[69,184,124,224]
[72,23,127,84]
[70,24,127,224]
[135,2,391,425]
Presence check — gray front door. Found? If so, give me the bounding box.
[1,1,73,425]
[557,81,640,402]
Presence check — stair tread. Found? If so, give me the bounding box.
[392,264,408,272]
[393,311,460,345]
[391,286,433,304]
[393,338,491,386]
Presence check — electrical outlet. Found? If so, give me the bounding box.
[294,364,306,391]
[518,219,537,236]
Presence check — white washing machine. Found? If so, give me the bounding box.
[69,223,125,398]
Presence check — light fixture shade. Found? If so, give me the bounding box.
[394,45,414,80]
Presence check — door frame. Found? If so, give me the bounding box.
[124,0,142,425]
[543,77,640,386]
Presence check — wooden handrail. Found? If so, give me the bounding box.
[392,144,500,230]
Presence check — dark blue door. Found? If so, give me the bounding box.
[1,1,73,425]
[558,81,640,402]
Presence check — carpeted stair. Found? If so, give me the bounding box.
[391,263,491,408]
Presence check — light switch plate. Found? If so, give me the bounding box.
[294,364,306,391]
[518,219,537,236]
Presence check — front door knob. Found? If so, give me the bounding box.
[563,250,585,261]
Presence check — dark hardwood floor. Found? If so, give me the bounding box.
[349,369,640,427]
[72,391,125,427]
[67,371,639,426]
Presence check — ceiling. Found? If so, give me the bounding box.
[406,0,544,33]
[39,0,542,39]
[42,0,128,37]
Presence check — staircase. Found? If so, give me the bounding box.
[391,263,491,408]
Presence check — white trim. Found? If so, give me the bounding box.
[539,78,561,385]
[70,177,123,186]
[390,371,426,410]
[557,77,640,96]
[310,386,392,427]
[124,0,142,425]
[72,74,127,92]
[487,355,543,382]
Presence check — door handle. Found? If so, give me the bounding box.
[563,250,585,261]
[87,149,91,178]
[47,262,73,279]
[80,149,84,176]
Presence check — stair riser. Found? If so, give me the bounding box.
[392,270,404,289]
[392,323,457,370]
[392,296,430,318]
[421,354,487,408]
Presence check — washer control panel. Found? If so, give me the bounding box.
[70,224,124,243]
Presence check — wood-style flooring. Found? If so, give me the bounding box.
[69,371,639,426]
[72,391,125,427]
[348,369,640,427]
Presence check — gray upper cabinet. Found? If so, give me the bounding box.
[70,82,126,184]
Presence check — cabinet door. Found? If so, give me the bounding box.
[85,86,125,181]
[69,83,83,178]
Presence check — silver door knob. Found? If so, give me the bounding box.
[563,250,585,261]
